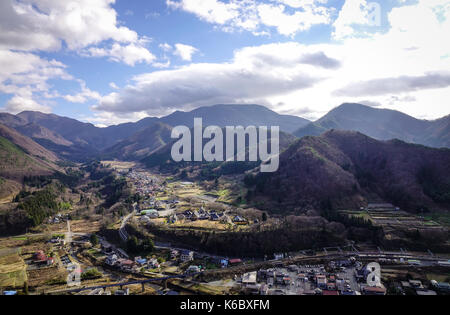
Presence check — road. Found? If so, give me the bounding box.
[119,203,137,241]
[65,220,72,244]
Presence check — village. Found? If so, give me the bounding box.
[1,164,449,296]
[124,169,254,229]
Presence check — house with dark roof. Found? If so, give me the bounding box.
[180,250,194,262]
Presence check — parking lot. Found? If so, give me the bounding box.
[240,263,361,295]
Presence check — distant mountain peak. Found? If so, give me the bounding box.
[294,102,450,148]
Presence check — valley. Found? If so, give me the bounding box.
[0,103,449,296]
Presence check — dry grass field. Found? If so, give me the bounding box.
[0,251,27,288]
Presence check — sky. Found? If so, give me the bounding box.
[0,0,449,127]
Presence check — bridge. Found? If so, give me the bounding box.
[47,272,202,295]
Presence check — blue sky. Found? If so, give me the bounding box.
[0,0,449,126]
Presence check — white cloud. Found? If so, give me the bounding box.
[258,2,331,36]
[93,0,450,121]
[63,81,102,103]
[94,42,335,116]
[167,0,239,25]
[109,82,119,90]
[2,94,52,114]
[174,44,199,61]
[159,43,173,52]
[0,49,73,114]
[333,72,450,97]
[332,0,381,40]
[153,60,172,69]
[0,0,155,66]
[80,111,150,127]
[167,0,333,36]
[0,0,161,111]
[0,0,138,51]
[86,42,156,66]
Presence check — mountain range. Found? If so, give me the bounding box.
[0,103,449,166]
[1,103,450,213]
[294,103,450,148]
[0,123,58,181]
[246,130,450,213]
[0,104,310,161]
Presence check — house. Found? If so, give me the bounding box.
[366,203,396,211]
[140,209,159,218]
[117,248,129,259]
[409,280,424,289]
[191,211,200,221]
[140,216,151,224]
[101,243,113,254]
[322,290,339,296]
[258,269,267,280]
[115,288,129,295]
[180,250,194,262]
[148,258,160,269]
[362,286,386,295]
[233,215,248,225]
[106,254,118,266]
[50,237,65,246]
[220,259,229,268]
[260,284,269,295]
[242,272,257,285]
[33,251,53,265]
[229,258,242,265]
[117,259,134,271]
[431,281,450,293]
[298,273,308,282]
[198,207,207,215]
[210,213,220,221]
[273,253,284,260]
[327,282,337,291]
[186,265,201,274]
[283,277,291,285]
[135,257,147,266]
[171,250,179,260]
[316,275,327,289]
[275,272,285,284]
[34,250,47,262]
[265,270,275,282]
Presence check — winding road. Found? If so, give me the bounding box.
[119,203,137,241]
